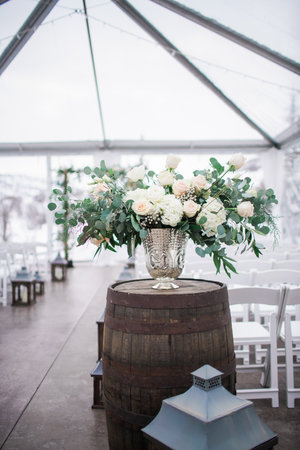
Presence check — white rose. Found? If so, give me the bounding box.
[191,174,207,192]
[132,199,153,216]
[166,154,181,169]
[158,170,175,186]
[145,185,165,203]
[172,179,190,196]
[127,165,145,182]
[228,153,246,170]
[237,201,254,218]
[183,200,200,218]
[196,197,226,237]
[124,188,146,202]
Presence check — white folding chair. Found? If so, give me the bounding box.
[280,287,300,407]
[229,286,283,407]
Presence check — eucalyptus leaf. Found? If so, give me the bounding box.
[69,219,77,227]
[83,166,92,175]
[139,229,147,239]
[100,160,106,172]
[48,202,57,211]
[197,216,207,225]
[55,218,65,225]
[195,247,205,257]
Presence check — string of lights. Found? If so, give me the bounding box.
[86,12,300,94]
[0,10,77,44]
[0,4,299,94]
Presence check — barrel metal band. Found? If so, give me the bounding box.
[104,308,231,334]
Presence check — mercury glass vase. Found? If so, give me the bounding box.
[142,228,189,290]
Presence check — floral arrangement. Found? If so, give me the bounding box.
[48,154,278,276]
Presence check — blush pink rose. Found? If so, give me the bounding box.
[132,199,153,216]
[183,200,200,218]
[191,174,207,192]
[173,179,190,196]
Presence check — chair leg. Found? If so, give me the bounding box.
[270,313,279,407]
[285,313,295,408]
[261,314,279,407]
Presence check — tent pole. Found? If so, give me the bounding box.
[82,0,107,143]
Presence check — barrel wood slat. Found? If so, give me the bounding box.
[102,279,236,450]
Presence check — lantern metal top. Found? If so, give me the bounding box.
[164,366,249,423]
[191,364,222,391]
[142,364,278,450]
[52,252,67,265]
[14,266,34,282]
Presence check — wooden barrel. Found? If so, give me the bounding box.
[103,279,236,450]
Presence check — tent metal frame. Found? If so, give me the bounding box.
[111,0,279,149]
[0,137,294,157]
[0,0,299,151]
[150,0,300,76]
[0,0,59,77]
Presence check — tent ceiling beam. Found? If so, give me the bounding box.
[111,0,280,149]
[0,139,270,156]
[150,0,300,75]
[0,0,59,76]
[276,120,300,148]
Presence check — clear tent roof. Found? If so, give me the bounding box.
[0,0,299,144]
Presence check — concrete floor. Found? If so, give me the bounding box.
[0,263,299,449]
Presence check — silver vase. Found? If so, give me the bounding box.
[142,228,188,290]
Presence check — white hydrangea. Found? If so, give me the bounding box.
[159,194,183,227]
[196,197,226,237]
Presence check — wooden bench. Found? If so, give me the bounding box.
[90,358,103,409]
[90,311,105,409]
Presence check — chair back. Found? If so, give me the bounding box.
[228,286,283,307]
[252,269,300,286]
[273,260,300,271]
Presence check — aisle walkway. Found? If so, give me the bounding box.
[0,263,121,450]
[0,264,299,449]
